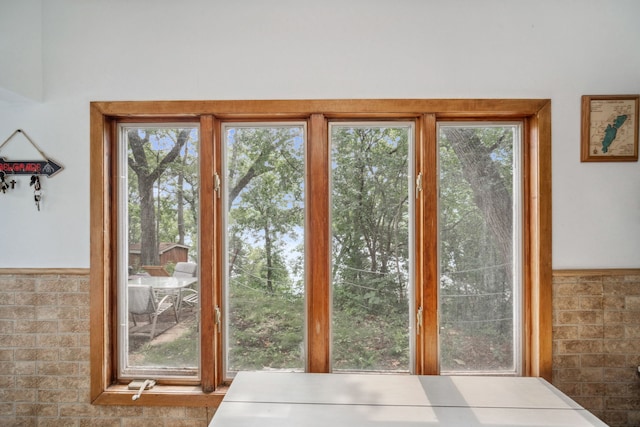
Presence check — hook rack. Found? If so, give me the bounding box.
[0,129,64,211]
[0,129,64,177]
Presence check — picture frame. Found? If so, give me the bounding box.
[581,94,639,162]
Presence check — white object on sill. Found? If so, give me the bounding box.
[129,379,156,401]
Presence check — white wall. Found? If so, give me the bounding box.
[0,0,638,269]
[0,0,42,102]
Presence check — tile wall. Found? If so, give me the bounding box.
[553,270,640,427]
[1,270,639,426]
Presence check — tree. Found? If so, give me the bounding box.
[226,126,304,291]
[330,126,411,371]
[176,147,188,244]
[331,127,410,313]
[225,126,305,371]
[231,171,302,294]
[440,127,513,268]
[438,125,516,371]
[128,128,192,266]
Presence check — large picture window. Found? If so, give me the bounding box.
[90,99,552,407]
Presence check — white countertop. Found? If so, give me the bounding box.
[210,371,607,427]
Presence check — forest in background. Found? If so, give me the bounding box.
[125,122,517,373]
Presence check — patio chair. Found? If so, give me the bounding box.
[128,284,178,340]
[173,262,197,277]
[173,262,198,306]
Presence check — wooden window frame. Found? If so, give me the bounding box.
[90,99,551,407]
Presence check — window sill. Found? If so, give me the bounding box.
[92,384,229,407]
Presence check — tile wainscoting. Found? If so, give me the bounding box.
[0,270,212,427]
[1,269,638,426]
[553,269,640,427]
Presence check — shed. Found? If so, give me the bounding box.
[128,242,190,271]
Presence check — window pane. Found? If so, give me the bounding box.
[119,125,200,378]
[438,124,521,374]
[331,124,413,372]
[224,125,305,375]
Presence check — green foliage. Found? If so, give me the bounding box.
[226,126,306,370]
[128,123,518,374]
[136,324,198,368]
[228,284,304,371]
[127,127,200,265]
[224,124,413,373]
[439,322,514,372]
[330,126,411,371]
[227,126,304,295]
[438,125,517,371]
[333,308,410,371]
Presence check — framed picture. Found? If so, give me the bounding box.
[581,94,639,162]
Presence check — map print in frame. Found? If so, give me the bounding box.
[581,95,639,162]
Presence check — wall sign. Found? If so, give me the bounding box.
[0,129,64,175]
[0,158,63,176]
[0,129,64,210]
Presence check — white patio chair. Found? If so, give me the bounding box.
[173,262,197,277]
[128,284,178,340]
[173,262,198,307]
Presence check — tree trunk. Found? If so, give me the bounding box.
[442,128,513,269]
[264,224,274,294]
[128,129,190,265]
[139,179,158,265]
[177,149,187,245]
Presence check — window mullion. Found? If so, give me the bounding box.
[306,113,331,373]
[416,113,439,375]
[199,115,216,391]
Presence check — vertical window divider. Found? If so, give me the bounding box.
[213,116,225,387]
[414,116,425,374]
[416,113,439,375]
[199,114,216,392]
[107,118,119,386]
[306,113,331,373]
[524,104,553,380]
